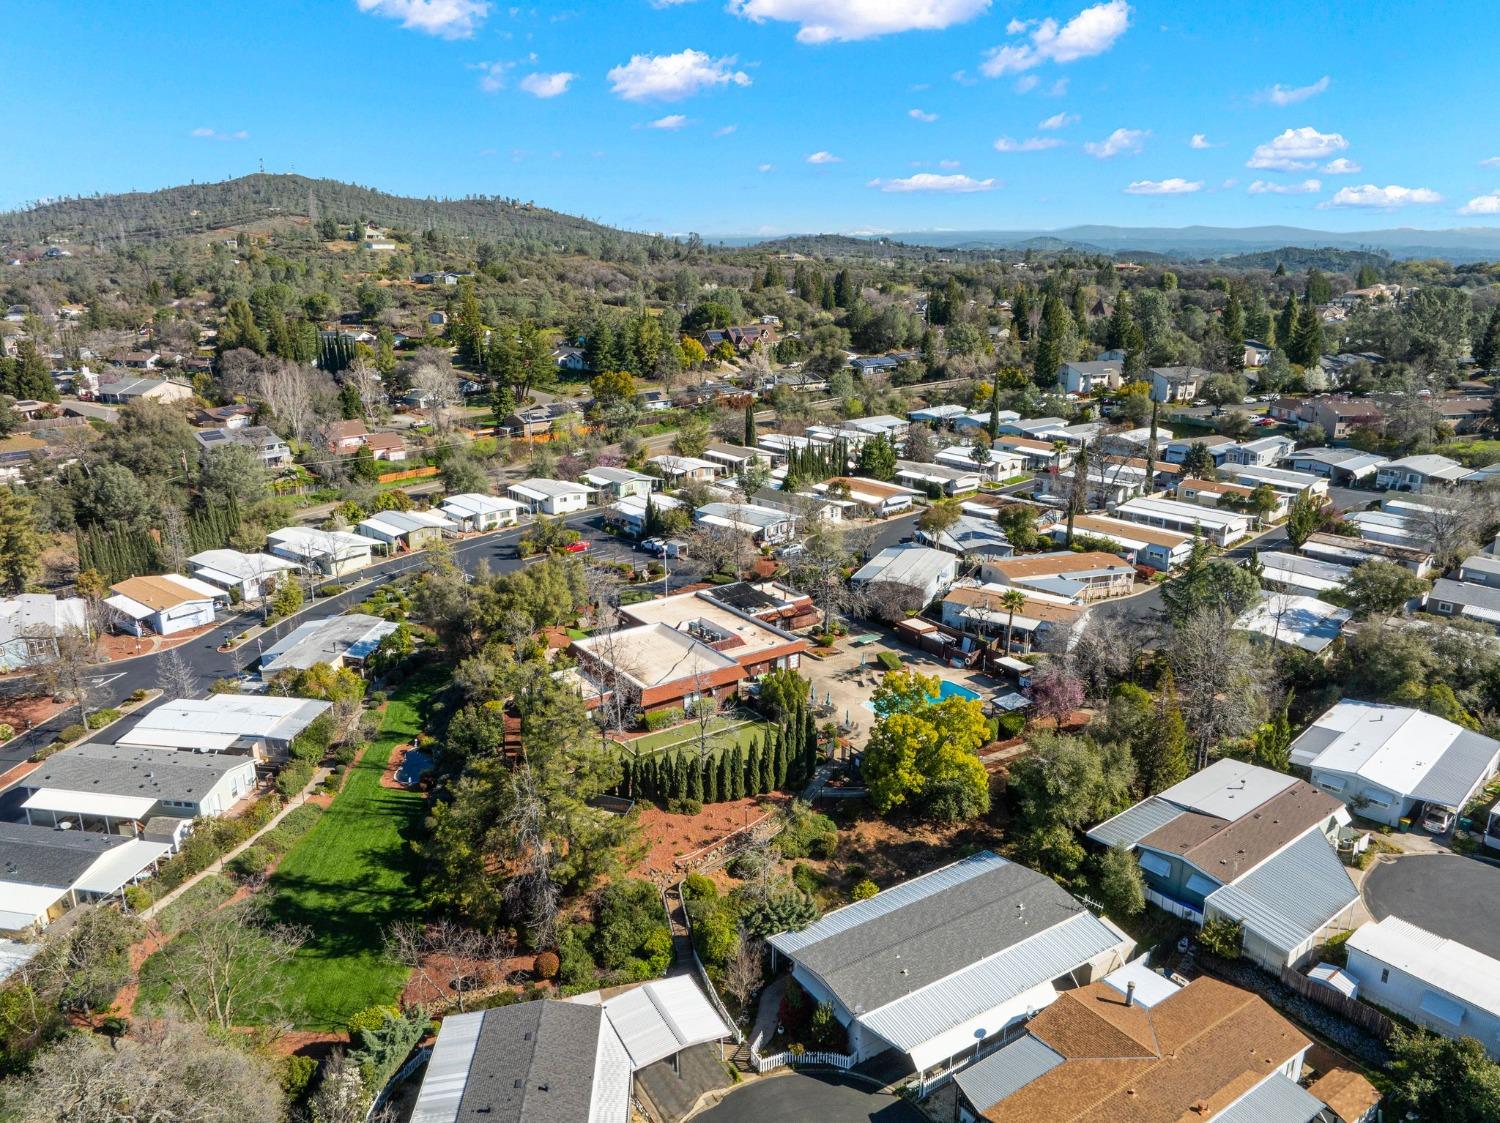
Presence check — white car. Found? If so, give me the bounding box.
[1422,806,1455,835]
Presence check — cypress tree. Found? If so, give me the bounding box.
[773,725,789,789]
[688,753,704,803]
[804,709,819,781]
[729,745,745,800]
[673,753,689,801]
[717,751,731,803]
[745,737,762,796]
[761,728,777,793]
[743,400,756,448]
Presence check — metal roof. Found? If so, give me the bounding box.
[1087,797,1185,849]
[851,545,956,591]
[259,613,398,674]
[120,696,330,750]
[1347,916,1500,1020]
[952,1034,1062,1113]
[1411,728,1500,808]
[599,974,732,1069]
[1155,758,1298,822]
[1214,1073,1326,1123]
[1205,831,1357,955]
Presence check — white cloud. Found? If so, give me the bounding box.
[757,163,775,172]
[806,150,842,164]
[355,0,488,39]
[993,135,1065,152]
[869,172,998,193]
[647,114,692,130]
[1006,16,1032,32]
[981,0,1131,77]
[728,0,991,44]
[1123,177,1202,195]
[518,71,574,98]
[607,49,751,101]
[190,127,249,141]
[1038,111,1078,129]
[1321,157,1361,174]
[1083,127,1148,158]
[1046,77,1069,95]
[1189,133,1212,149]
[1459,191,1500,216]
[1246,126,1348,171]
[909,108,939,123]
[1321,183,1442,209]
[1013,75,1039,92]
[1482,156,1500,168]
[714,124,738,136]
[477,61,512,92]
[1248,178,1321,195]
[938,158,962,169]
[1258,75,1331,106]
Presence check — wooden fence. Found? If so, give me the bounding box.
[754,1050,855,1074]
[377,465,440,484]
[1279,965,1394,1040]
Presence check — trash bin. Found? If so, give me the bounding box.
[1398,818,1411,833]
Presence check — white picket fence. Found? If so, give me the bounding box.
[754,1049,856,1074]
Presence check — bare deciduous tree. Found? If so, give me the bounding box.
[158,647,200,701]
[722,933,765,1012]
[500,764,562,948]
[862,579,921,624]
[386,918,514,1013]
[257,358,323,443]
[1169,611,1267,771]
[343,358,387,422]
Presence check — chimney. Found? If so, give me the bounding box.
[1126,981,1136,1007]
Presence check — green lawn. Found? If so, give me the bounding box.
[257,672,438,1028]
[139,674,439,1029]
[612,712,774,756]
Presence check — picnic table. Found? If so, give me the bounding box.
[849,633,882,647]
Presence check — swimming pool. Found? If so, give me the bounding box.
[863,679,982,714]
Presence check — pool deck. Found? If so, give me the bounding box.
[801,628,1012,751]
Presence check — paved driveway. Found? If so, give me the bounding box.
[1362,853,1500,959]
[698,1072,924,1123]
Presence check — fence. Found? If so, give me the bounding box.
[377,465,440,484]
[1279,966,1394,1040]
[1145,887,1204,924]
[754,1050,855,1074]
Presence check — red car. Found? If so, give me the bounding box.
[563,540,590,553]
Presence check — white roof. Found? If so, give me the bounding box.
[0,881,66,925]
[187,549,297,583]
[1230,464,1322,489]
[852,545,956,590]
[0,939,42,982]
[1348,916,1500,1020]
[595,974,733,1069]
[1234,592,1352,654]
[267,526,373,559]
[0,594,87,643]
[1098,958,1182,1009]
[694,502,788,531]
[1114,496,1251,530]
[610,493,684,519]
[936,446,1025,471]
[1382,454,1468,480]
[508,478,592,500]
[648,454,718,473]
[119,696,331,751]
[580,466,654,485]
[72,839,172,895]
[1290,700,1500,805]
[21,789,159,820]
[440,492,524,518]
[571,623,739,691]
[1155,758,1298,821]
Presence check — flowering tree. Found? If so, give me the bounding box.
[1029,664,1085,726]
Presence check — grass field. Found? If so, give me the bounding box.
[139,673,439,1030]
[612,711,774,756]
[259,671,437,1028]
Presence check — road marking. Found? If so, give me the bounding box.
[87,672,127,687]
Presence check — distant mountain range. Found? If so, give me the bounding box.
[733,224,1500,262]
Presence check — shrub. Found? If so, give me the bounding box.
[281,1055,318,1102]
[875,652,903,672]
[643,708,685,731]
[683,872,717,901]
[996,712,1026,739]
[777,802,837,860]
[57,723,86,744]
[533,951,560,980]
[850,879,878,901]
[123,884,153,912]
[227,845,272,879]
[1198,916,1243,959]
[792,862,824,898]
[667,798,703,816]
[85,707,121,729]
[317,583,348,597]
[347,1003,403,1040]
[276,760,315,798]
[127,689,150,704]
[0,723,13,743]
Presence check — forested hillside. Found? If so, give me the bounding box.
[0,173,661,255]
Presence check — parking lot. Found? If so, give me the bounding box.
[1362,853,1500,959]
[698,1072,924,1123]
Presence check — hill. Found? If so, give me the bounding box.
[1215,246,1393,272]
[0,173,659,253]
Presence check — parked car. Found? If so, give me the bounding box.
[563,540,590,553]
[1422,805,1455,835]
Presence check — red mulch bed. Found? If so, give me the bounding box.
[629,793,789,881]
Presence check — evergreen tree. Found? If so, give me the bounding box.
[1011,289,1032,341]
[803,708,818,782]
[775,715,791,788]
[1290,302,1325,367]
[1220,293,1244,373]
[855,434,897,481]
[1355,262,1382,288]
[1475,307,1500,373]
[987,370,1002,438]
[1276,293,1300,354]
[833,269,855,308]
[1104,293,1135,351]
[743,400,756,448]
[717,751,732,803]
[745,737,762,796]
[760,729,776,793]
[1305,268,1333,306]
[1141,669,1190,793]
[1033,294,1067,387]
[694,753,710,803]
[674,752,690,801]
[729,744,745,800]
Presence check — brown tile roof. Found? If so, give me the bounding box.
[988,552,1134,580]
[1137,811,1230,857]
[1164,784,1342,885]
[109,575,212,612]
[1179,478,1254,497]
[983,977,1311,1123]
[1067,516,1189,550]
[943,585,1084,625]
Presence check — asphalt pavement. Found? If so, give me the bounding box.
[697,1072,925,1123]
[1361,852,1500,960]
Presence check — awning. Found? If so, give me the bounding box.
[1419,990,1467,1026]
[599,974,732,1069]
[22,788,158,821]
[73,840,172,895]
[1138,851,1173,878]
[1185,872,1220,898]
[0,881,67,925]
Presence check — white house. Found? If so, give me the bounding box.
[440,492,524,532]
[851,545,957,607]
[646,454,720,483]
[0,823,171,937]
[355,509,456,553]
[935,444,1026,481]
[1043,514,1193,571]
[1255,550,1352,596]
[894,459,982,496]
[187,549,299,602]
[1346,917,1500,1058]
[258,613,400,676]
[1222,434,1296,466]
[693,501,795,544]
[580,466,656,500]
[1149,365,1207,403]
[1226,463,1329,499]
[1290,699,1500,825]
[605,493,684,538]
[1111,496,1252,547]
[0,594,87,671]
[1376,454,1469,493]
[1056,358,1122,395]
[507,478,592,516]
[1282,447,1389,484]
[1234,592,1351,655]
[266,526,375,577]
[106,574,225,637]
[767,852,1132,1081]
[117,696,331,761]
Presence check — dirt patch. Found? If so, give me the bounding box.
[630,794,790,881]
[0,692,63,733]
[96,620,221,663]
[271,1030,349,1059]
[817,813,1004,892]
[400,951,542,1009]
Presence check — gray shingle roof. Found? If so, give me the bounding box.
[24,742,251,803]
[0,822,129,888]
[456,1002,604,1123]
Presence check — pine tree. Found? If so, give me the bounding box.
[1033,294,1067,387]
[1141,668,1191,792]
[1104,293,1134,351]
[1220,293,1244,373]
[1475,307,1500,373]
[1011,289,1032,342]
[1276,294,1300,355]
[987,370,1002,438]
[1290,302,1324,367]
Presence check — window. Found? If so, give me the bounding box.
[1381,968,1389,983]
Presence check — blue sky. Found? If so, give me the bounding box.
[6,1,1500,236]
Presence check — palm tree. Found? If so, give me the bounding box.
[1000,588,1027,654]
